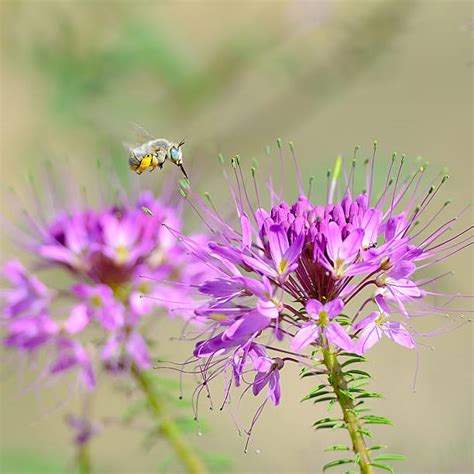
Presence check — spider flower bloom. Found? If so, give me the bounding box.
[171,145,471,451]
[1,190,209,387]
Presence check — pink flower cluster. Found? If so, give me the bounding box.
[1,192,209,389]
[173,153,471,413]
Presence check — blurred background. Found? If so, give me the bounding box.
[0,0,472,473]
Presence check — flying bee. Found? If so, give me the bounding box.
[127,131,189,180]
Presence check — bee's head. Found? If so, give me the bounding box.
[169,140,184,165]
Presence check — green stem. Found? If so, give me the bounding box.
[322,348,374,474]
[77,443,91,474]
[131,366,208,474]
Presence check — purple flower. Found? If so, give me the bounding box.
[1,190,210,392]
[323,223,364,278]
[72,284,124,331]
[354,311,415,354]
[4,311,58,351]
[50,338,96,390]
[102,329,151,372]
[66,414,101,446]
[170,146,470,441]
[251,354,283,406]
[291,299,353,352]
[1,260,51,318]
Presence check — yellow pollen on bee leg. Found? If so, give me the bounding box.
[139,155,153,172]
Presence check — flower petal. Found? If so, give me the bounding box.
[326,222,342,262]
[353,311,379,332]
[339,229,364,262]
[325,322,353,352]
[64,304,89,334]
[324,298,344,319]
[267,224,289,269]
[290,324,320,351]
[126,332,151,369]
[305,299,323,319]
[354,323,383,354]
[383,321,415,349]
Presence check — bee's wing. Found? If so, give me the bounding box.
[122,141,137,153]
[130,122,156,142]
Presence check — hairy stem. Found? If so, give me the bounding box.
[321,348,373,474]
[77,442,91,474]
[131,365,208,474]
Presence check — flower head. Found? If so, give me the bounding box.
[170,144,471,447]
[1,188,210,390]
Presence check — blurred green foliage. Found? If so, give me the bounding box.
[1,452,65,474]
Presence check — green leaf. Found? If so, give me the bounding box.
[302,384,330,400]
[341,357,366,368]
[369,462,394,473]
[346,387,367,393]
[327,399,338,411]
[315,423,337,430]
[344,369,371,378]
[323,459,354,471]
[361,415,393,425]
[348,380,370,389]
[356,428,374,439]
[355,391,383,400]
[368,445,388,451]
[305,390,333,401]
[338,389,355,400]
[312,395,337,405]
[313,417,341,427]
[301,370,325,379]
[339,352,367,360]
[324,445,351,452]
[373,454,406,461]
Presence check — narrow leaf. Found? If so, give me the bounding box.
[341,358,366,368]
[369,462,394,473]
[356,428,374,439]
[324,445,351,452]
[345,369,371,377]
[315,423,337,430]
[339,389,355,400]
[312,396,337,404]
[368,445,388,451]
[323,459,353,471]
[373,454,406,461]
[305,391,333,401]
[314,417,341,427]
[361,415,393,425]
